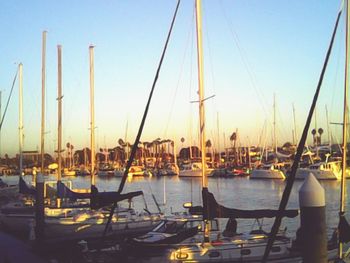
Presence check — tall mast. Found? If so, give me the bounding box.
[315,106,319,158]
[195,0,207,188]
[0,90,2,161]
[57,45,63,208]
[217,112,221,164]
[189,105,193,159]
[19,63,23,176]
[223,132,226,164]
[273,93,277,153]
[292,103,297,145]
[173,139,178,169]
[89,45,96,186]
[40,31,47,179]
[339,0,349,258]
[57,45,62,183]
[325,105,331,147]
[124,118,129,163]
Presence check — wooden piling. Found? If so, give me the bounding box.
[299,173,327,263]
[35,173,45,241]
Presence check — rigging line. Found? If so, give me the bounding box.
[201,1,218,111]
[102,0,181,237]
[163,3,194,138]
[257,118,268,148]
[276,111,290,146]
[0,68,18,130]
[187,4,196,153]
[116,17,186,191]
[330,25,344,123]
[262,3,344,262]
[218,0,270,118]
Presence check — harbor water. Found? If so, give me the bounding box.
[2,175,345,233]
[1,175,347,262]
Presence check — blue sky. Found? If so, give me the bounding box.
[0,0,346,156]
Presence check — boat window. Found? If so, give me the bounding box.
[209,251,220,258]
[271,246,281,253]
[176,252,188,260]
[241,249,251,255]
[274,164,280,169]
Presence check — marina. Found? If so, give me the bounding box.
[0,174,348,262]
[0,173,345,234]
[1,0,350,262]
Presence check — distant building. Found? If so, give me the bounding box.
[16,150,40,164]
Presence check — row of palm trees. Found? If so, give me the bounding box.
[73,138,177,167]
[311,128,324,146]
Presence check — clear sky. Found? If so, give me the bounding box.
[0,0,346,156]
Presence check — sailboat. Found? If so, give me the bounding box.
[0,64,25,197]
[250,95,288,180]
[179,161,213,177]
[167,1,305,262]
[295,159,342,180]
[0,41,161,243]
[54,45,161,241]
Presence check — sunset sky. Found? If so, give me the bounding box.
[0,0,346,156]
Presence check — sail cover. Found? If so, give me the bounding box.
[339,214,350,243]
[90,185,143,210]
[57,181,143,210]
[19,176,36,196]
[189,188,299,220]
[57,181,90,200]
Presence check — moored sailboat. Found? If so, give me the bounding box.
[295,160,342,180]
[250,162,286,180]
[168,1,302,262]
[179,161,213,177]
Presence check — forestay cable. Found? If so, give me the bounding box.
[262,2,344,262]
[0,68,18,130]
[102,0,181,237]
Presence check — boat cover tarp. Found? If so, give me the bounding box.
[90,185,143,210]
[19,176,36,196]
[339,214,350,243]
[57,181,90,200]
[189,188,299,220]
[57,182,144,209]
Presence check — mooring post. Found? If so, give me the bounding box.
[35,173,45,241]
[299,173,327,263]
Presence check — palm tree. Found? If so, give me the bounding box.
[311,129,317,146]
[206,139,213,163]
[230,132,236,145]
[181,137,185,148]
[230,132,237,165]
[318,128,324,145]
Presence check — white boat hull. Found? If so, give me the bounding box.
[170,237,338,263]
[250,169,285,179]
[295,168,340,180]
[179,169,213,177]
[0,208,161,241]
